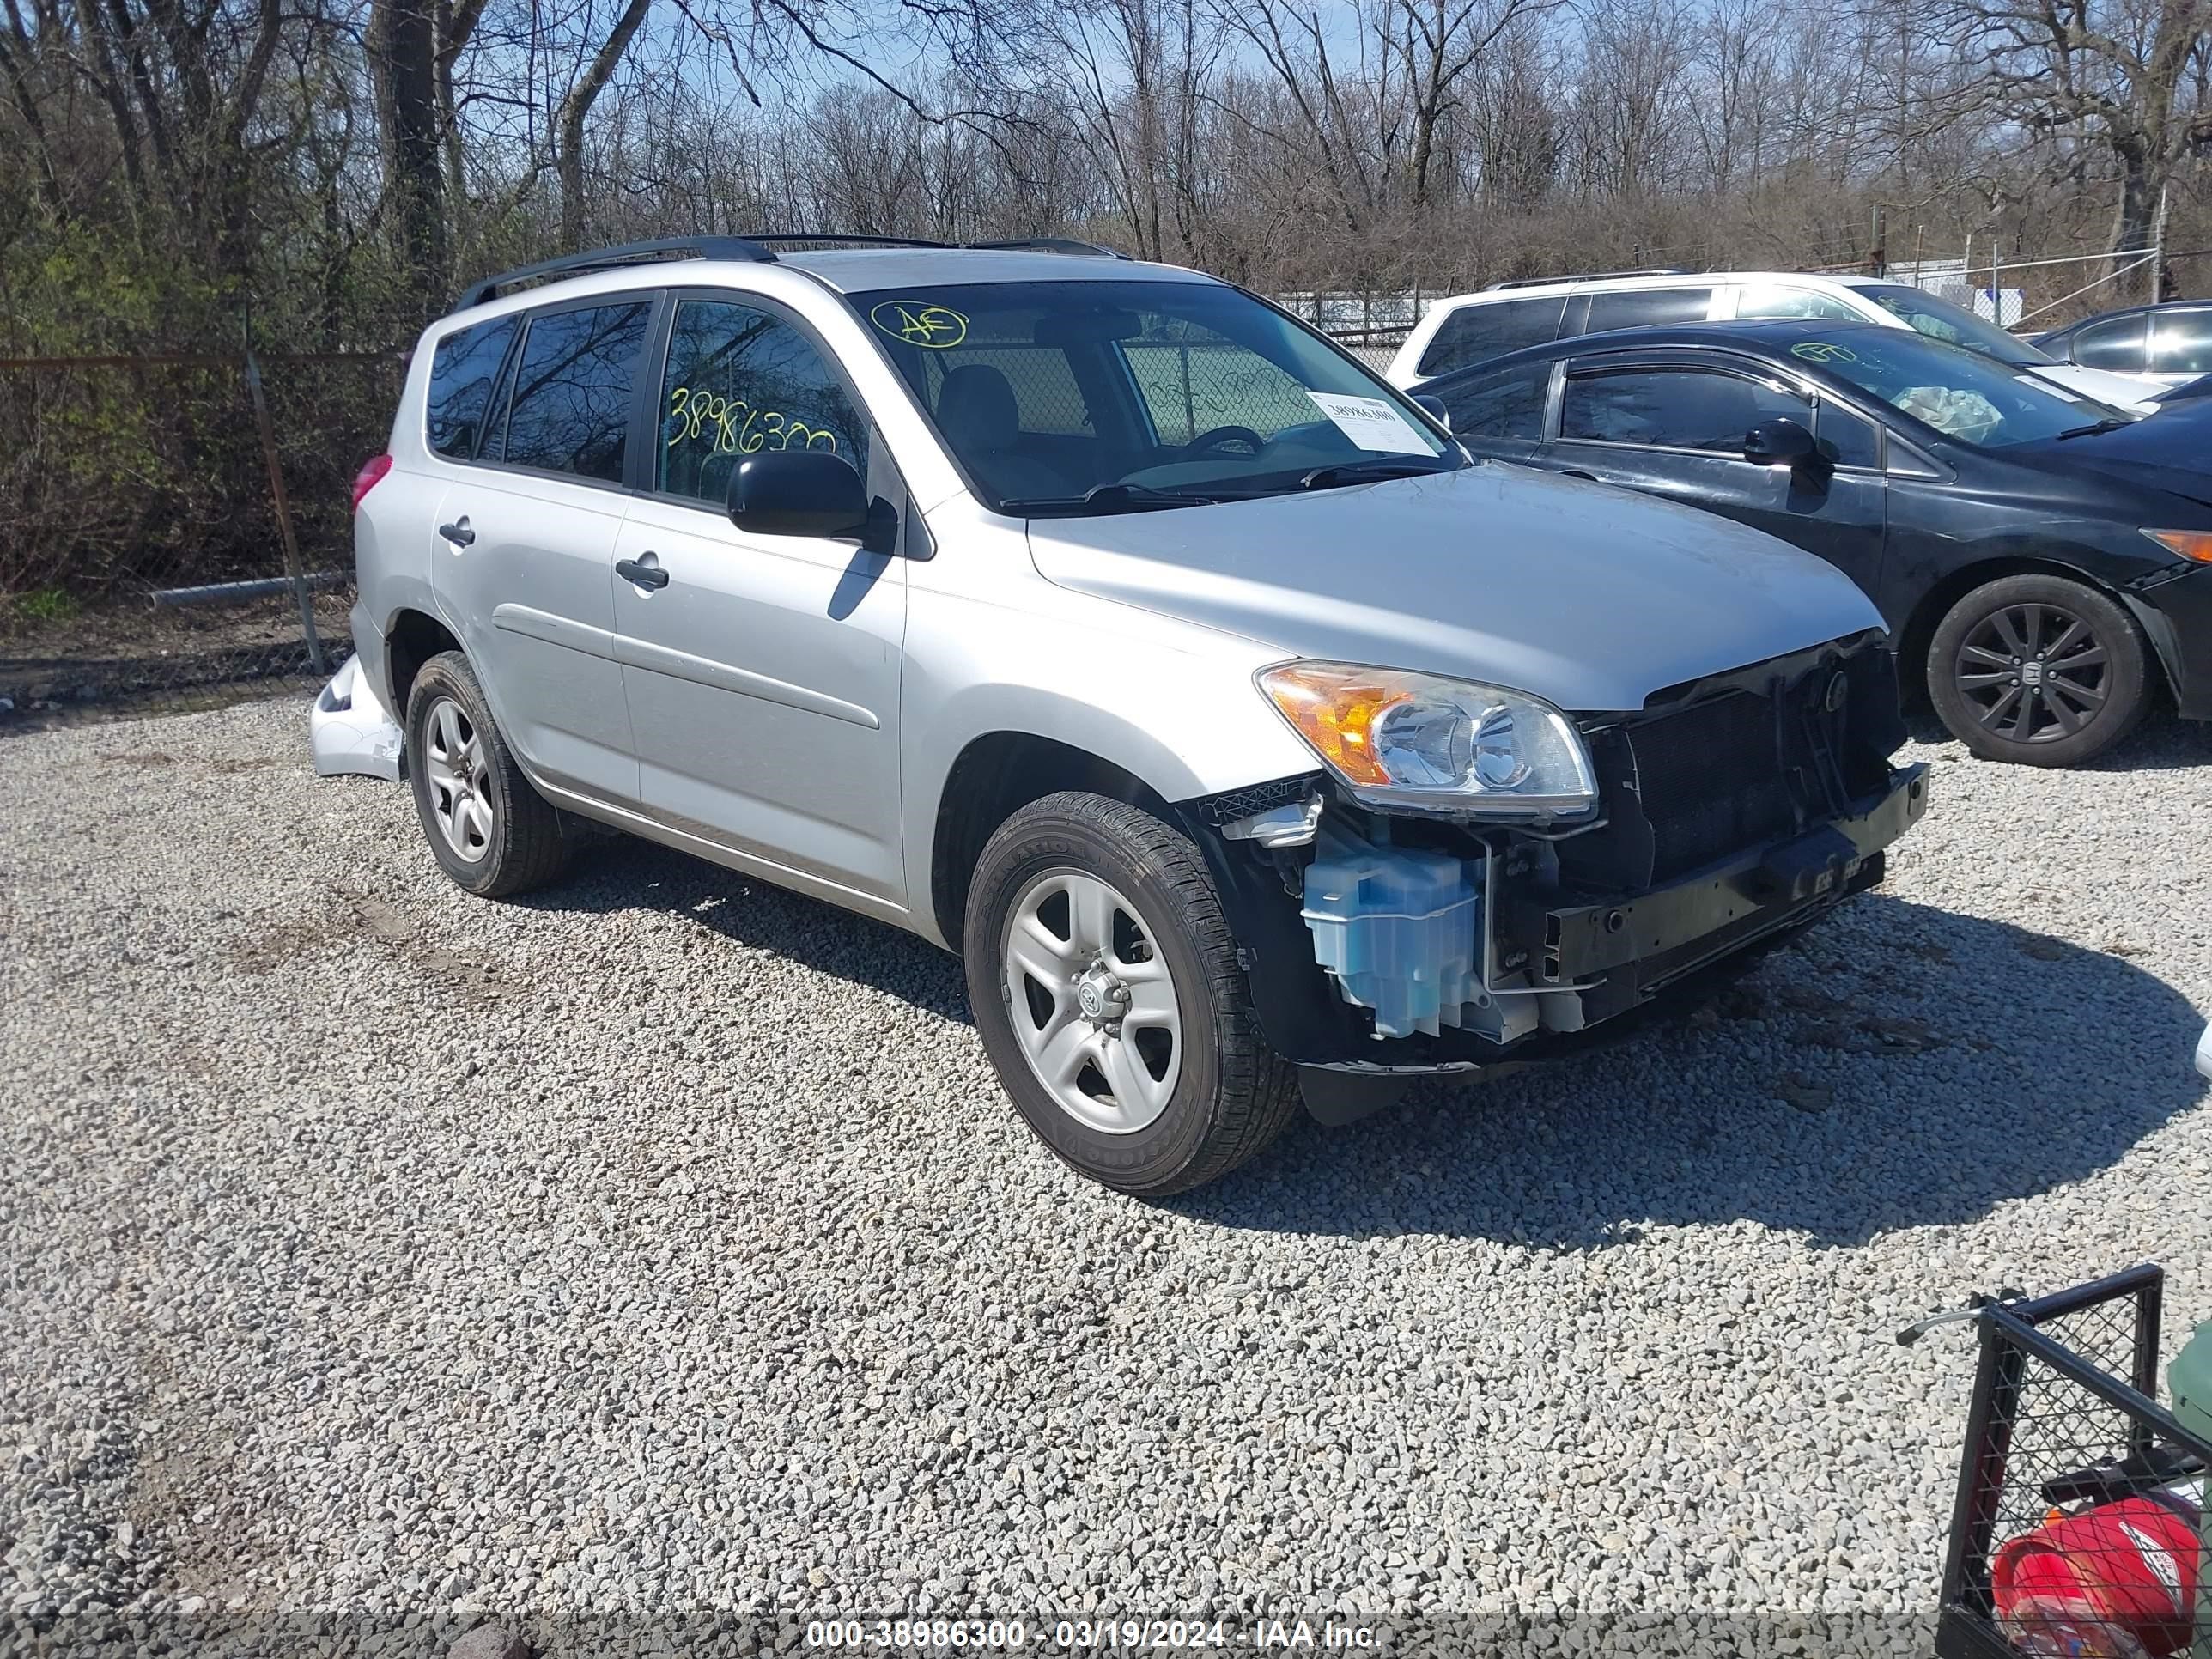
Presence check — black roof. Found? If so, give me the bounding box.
[2037,298,2212,340]
[1411,318,1899,388]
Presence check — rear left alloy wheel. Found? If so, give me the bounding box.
[1927,574,2150,767]
[963,793,1302,1196]
[404,651,573,897]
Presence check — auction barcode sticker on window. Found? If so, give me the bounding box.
[1304,391,1436,455]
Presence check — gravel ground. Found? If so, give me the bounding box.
[3,695,2210,1657]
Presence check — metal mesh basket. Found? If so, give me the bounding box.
[1931,1267,2212,1659]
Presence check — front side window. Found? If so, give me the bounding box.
[2071,315,2148,372]
[426,316,519,459]
[2147,310,2212,375]
[1803,329,2128,447]
[496,301,652,483]
[1436,360,1551,441]
[854,280,1457,513]
[657,299,870,507]
[1735,285,1861,323]
[1580,288,1717,333]
[1416,296,1565,378]
[1856,283,2052,365]
[1560,366,1808,453]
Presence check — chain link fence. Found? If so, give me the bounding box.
[0,322,1408,730]
[0,348,406,726]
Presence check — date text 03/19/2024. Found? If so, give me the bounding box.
[802,1620,1380,1650]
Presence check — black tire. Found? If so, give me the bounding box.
[404,650,572,898]
[963,792,1301,1196]
[1926,574,2151,767]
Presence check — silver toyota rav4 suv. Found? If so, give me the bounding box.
[351,234,1930,1194]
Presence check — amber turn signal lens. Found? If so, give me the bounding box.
[1257,664,1409,787]
[2145,528,2212,564]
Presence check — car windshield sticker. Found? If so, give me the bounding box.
[1304,392,1434,455]
[1791,341,1858,363]
[869,300,968,349]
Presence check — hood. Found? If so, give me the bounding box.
[1025,465,1886,714]
[2033,361,2165,414]
[2018,404,2212,509]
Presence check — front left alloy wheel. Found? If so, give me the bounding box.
[1927,574,2150,767]
[964,793,1301,1196]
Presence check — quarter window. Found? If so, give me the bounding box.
[1735,285,1862,323]
[1416,296,1566,378]
[1560,366,1809,453]
[1437,361,1551,441]
[495,301,653,483]
[426,317,519,459]
[1580,288,1717,333]
[657,299,869,507]
[2071,315,2149,373]
[1816,400,1881,469]
[2147,310,2212,375]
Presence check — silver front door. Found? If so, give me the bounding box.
[612,294,908,903]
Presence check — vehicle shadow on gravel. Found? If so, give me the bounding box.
[519,836,973,1019]
[1180,894,2210,1249]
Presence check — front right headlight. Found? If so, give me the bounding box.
[1258,660,1599,821]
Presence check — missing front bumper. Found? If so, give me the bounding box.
[1522,763,1929,989]
[1182,762,1930,1075]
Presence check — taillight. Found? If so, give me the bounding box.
[352,453,393,514]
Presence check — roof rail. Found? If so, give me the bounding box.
[967,237,1129,259]
[1482,266,1688,291]
[455,230,1138,309]
[746,233,952,250]
[457,237,774,307]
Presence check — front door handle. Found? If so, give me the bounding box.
[438,517,475,546]
[616,554,670,591]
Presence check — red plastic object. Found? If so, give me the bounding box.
[1994,1495,2202,1657]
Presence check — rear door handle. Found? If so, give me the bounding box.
[616,554,670,591]
[438,518,475,546]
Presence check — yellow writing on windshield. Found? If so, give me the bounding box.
[868,300,969,349]
[666,386,840,455]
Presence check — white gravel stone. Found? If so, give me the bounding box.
[1,695,2209,1658]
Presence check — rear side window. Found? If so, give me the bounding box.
[1581,288,1717,333]
[2071,315,2148,372]
[1735,285,1862,323]
[1417,297,1565,378]
[2147,310,2212,375]
[425,317,519,459]
[495,301,653,483]
[1436,360,1551,441]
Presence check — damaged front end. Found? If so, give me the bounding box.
[1177,631,1929,1119]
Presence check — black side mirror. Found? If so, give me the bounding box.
[1412,392,1452,433]
[1743,417,1819,467]
[727,450,872,538]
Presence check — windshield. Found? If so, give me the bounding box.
[1856,283,2054,365]
[1799,330,2126,447]
[850,279,1458,513]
